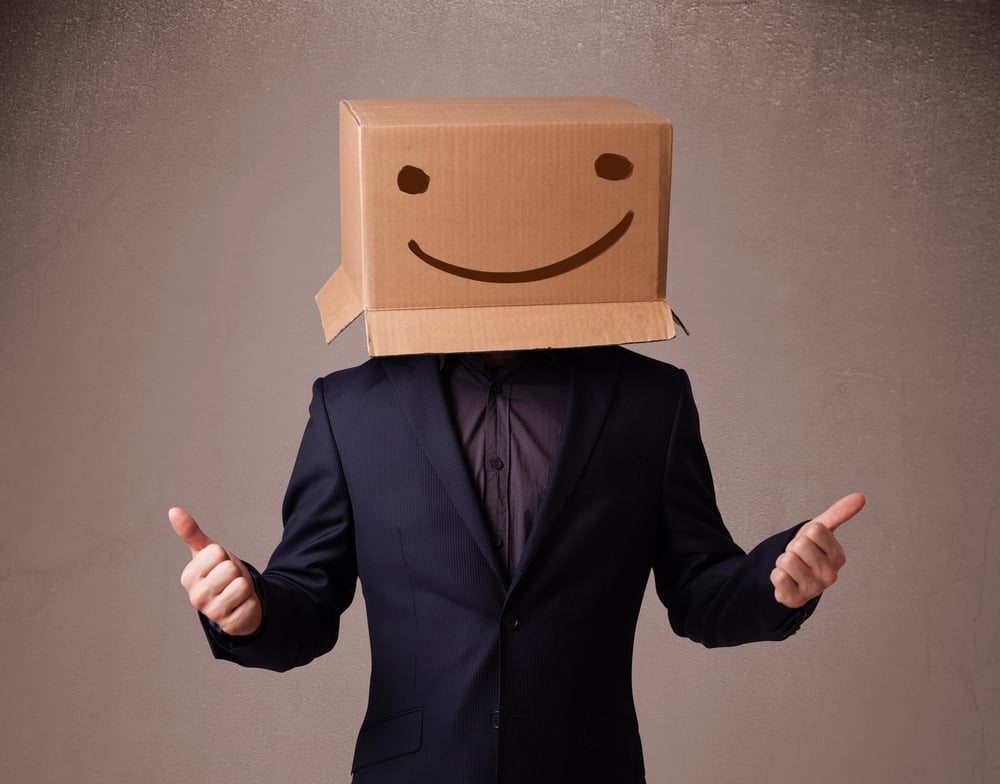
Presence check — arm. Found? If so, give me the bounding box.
[653,370,825,647]
[172,378,359,672]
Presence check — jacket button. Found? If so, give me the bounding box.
[490,710,501,729]
[502,614,519,630]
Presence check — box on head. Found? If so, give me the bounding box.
[316,96,675,356]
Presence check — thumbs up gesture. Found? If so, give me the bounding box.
[169,507,263,637]
[771,492,866,609]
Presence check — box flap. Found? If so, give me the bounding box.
[315,265,363,344]
[364,301,675,355]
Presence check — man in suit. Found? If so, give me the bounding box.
[170,345,863,783]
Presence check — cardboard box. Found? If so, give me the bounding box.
[316,97,675,355]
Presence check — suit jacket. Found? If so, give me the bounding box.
[203,346,814,784]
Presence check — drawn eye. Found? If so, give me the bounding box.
[398,165,430,194]
[594,153,633,181]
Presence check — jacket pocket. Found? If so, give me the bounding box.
[351,707,423,772]
[582,709,645,772]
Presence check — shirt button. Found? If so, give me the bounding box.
[494,536,504,548]
[502,614,519,630]
[489,457,505,470]
[490,710,501,729]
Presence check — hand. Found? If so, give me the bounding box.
[771,492,866,609]
[169,507,263,637]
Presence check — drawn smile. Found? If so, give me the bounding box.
[407,210,634,283]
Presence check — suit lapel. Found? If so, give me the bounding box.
[509,347,622,594]
[381,355,507,587]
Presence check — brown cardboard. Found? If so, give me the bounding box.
[316,97,675,355]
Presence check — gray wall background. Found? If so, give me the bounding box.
[2,1,998,782]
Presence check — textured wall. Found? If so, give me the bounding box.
[2,1,998,782]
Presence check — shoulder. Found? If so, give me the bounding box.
[311,354,438,410]
[566,344,688,387]
[612,345,685,376]
[316,356,390,392]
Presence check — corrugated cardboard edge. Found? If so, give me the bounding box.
[364,301,675,355]
[656,119,672,299]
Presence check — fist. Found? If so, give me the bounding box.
[771,492,865,609]
[169,507,263,637]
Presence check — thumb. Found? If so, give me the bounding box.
[168,507,214,555]
[812,492,866,532]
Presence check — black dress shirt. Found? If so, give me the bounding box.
[441,352,568,578]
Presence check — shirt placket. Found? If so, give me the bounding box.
[485,380,512,576]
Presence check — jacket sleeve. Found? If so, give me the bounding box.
[653,369,817,647]
[201,377,359,671]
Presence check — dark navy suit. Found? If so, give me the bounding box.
[203,346,813,783]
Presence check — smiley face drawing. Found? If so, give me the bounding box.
[398,153,636,284]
